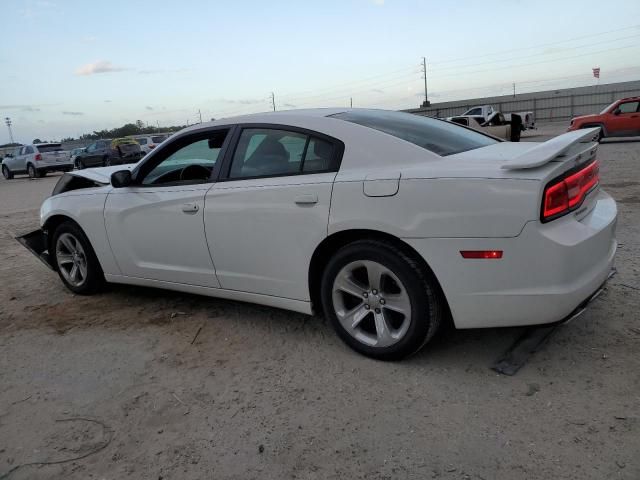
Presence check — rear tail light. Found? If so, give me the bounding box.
[542,160,599,222]
[149,144,156,149]
[35,153,42,161]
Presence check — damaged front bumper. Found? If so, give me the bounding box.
[15,229,56,271]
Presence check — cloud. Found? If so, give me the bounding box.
[62,111,84,116]
[104,100,112,103]
[0,104,41,111]
[372,0,385,4]
[75,60,127,76]
[282,103,297,108]
[145,106,153,110]
[371,88,384,94]
[81,35,97,43]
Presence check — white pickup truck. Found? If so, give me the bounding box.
[454,105,536,130]
[2,143,73,179]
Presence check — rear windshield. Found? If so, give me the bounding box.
[36,144,64,153]
[331,110,497,156]
[151,136,166,143]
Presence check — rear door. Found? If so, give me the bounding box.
[204,125,343,300]
[607,100,640,135]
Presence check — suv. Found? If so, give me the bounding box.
[135,134,169,154]
[2,143,73,179]
[568,96,640,140]
[74,138,143,169]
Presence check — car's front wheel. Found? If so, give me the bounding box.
[321,239,443,360]
[52,221,105,294]
[2,165,13,179]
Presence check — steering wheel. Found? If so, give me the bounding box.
[179,164,210,182]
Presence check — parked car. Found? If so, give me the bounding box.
[568,96,640,140]
[74,138,143,169]
[69,147,86,165]
[453,105,535,130]
[2,143,73,179]
[19,109,616,360]
[135,134,169,154]
[449,112,522,141]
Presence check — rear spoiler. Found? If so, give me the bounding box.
[501,127,599,170]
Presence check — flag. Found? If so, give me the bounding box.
[593,67,600,79]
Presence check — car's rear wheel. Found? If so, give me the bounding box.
[321,239,443,360]
[52,221,105,295]
[2,165,13,179]
[75,159,85,169]
[27,163,37,179]
[103,156,111,167]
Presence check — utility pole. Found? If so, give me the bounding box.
[271,92,276,111]
[350,97,353,108]
[198,109,203,123]
[421,57,430,107]
[4,117,14,144]
[512,83,516,98]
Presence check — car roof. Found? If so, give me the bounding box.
[618,96,640,102]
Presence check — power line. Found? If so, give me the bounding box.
[429,23,640,65]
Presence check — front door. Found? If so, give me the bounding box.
[607,100,640,135]
[104,129,231,287]
[205,126,343,301]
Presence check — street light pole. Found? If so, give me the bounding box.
[4,117,14,144]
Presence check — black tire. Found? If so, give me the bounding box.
[39,170,47,178]
[27,163,37,179]
[2,165,13,179]
[76,159,85,169]
[51,221,105,295]
[103,156,111,167]
[320,239,443,360]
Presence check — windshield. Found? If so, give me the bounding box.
[331,110,498,156]
[600,101,617,114]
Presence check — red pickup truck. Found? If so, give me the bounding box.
[568,96,640,140]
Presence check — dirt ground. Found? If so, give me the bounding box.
[0,124,638,480]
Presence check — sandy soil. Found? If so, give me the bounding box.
[0,125,638,479]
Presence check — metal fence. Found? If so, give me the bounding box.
[405,80,640,123]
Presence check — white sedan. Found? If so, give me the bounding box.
[22,109,617,360]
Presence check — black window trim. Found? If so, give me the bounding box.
[130,125,236,187]
[218,123,345,182]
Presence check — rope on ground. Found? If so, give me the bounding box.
[0,417,113,480]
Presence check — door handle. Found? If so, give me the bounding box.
[294,193,318,205]
[182,203,199,213]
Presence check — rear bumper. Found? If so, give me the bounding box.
[405,189,617,329]
[38,163,73,172]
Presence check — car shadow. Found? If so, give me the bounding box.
[105,283,530,373]
[601,137,640,144]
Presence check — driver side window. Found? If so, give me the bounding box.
[141,130,228,186]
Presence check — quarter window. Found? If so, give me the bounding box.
[228,128,337,179]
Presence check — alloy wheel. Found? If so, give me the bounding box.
[331,260,412,348]
[56,233,88,287]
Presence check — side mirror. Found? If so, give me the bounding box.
[111,170,132,188]
[613,108,621,115]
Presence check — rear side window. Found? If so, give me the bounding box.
[228,128,337,179]
[25,146,34,154]
[151,136,166,143]
[331,110,497,156]
[138,138,148,145]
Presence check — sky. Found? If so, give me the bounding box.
[1,0,640,143]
